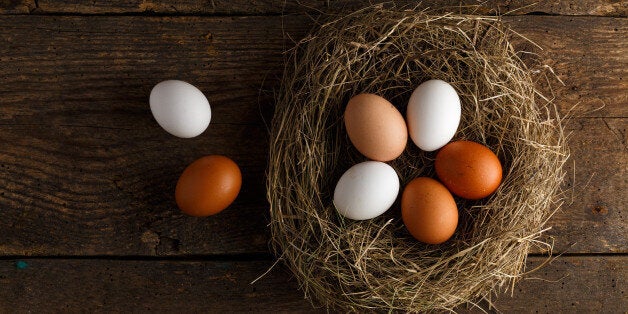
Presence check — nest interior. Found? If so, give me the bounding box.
[267,7,568,312]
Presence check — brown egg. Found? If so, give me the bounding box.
[401,177,458,244]
[344,93,407,161]
[175,155,242,217]
[435,140,502,200]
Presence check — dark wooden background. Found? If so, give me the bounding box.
[0,0,626,312]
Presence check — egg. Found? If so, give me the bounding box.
[406,79,461,151]
[344,93,407,161]
[401,177,458,244]
[333,161,400,220]
[175,155,241,217]
[150,80,211,138]
[435,140,502,200]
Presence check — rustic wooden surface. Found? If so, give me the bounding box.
[2,0,626,16]
[0,1,626,312]
[0,256,625,312]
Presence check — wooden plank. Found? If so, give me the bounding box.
[1,0,626,16]
[0,256,625,312]
[0,15,625,256]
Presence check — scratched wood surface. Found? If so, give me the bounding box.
[0,1,626,312]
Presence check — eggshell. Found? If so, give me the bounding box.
[406,80,461,151]
[150,80,211,138]
[175,155,241,217]
[333,161,400,220]
[401,177,458,244]
[435,140,502,200]
[344,93,407,161]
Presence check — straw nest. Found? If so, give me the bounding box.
[267,6,568,312]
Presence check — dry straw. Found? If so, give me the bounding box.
[267,6,568,312]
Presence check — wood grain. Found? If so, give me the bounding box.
[0,15,292,257]
[0,117,623,256]
[1,0,626,16]
[0,0,34,14]
[463,255,627,313]
[0,256,625,312]
[543,117,627,254]
[0,15,626,256]
[507,15,628,119]
[0,0,625,311]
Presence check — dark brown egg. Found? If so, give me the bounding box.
[401,177,458,244]
[435,140,502,200]
[175,155,242,217]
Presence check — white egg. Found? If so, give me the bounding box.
[406,79,461,151]
[149,80,211,138]
[333,161,400,220]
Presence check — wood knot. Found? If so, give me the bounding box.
[591,206,608,215]
[141,230,160,246]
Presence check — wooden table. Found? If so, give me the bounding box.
[0,1,625,312]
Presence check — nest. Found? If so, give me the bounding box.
[267,7,568,312]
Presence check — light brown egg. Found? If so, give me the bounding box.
[401,177,458,244]
[175,155,242,217]
[435,140,502,200]
[344,93,407,161]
